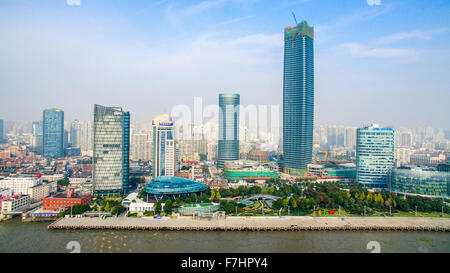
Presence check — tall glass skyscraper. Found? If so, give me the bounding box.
[217,93,240,169]
[92,104,130,196]
[282,21,314,173]
[356,124,395,189]
[43,108,64,158]
[152,114,175,178]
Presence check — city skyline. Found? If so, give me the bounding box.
[0,0,449,129]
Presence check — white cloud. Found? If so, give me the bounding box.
[66,0,81,6]
[339,42,417,57]
[376,28,449,44]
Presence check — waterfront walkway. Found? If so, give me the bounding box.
[47,216,450,232]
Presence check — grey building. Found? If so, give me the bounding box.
[217,93,240,169]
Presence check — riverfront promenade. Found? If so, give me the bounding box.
[48,216,450,232]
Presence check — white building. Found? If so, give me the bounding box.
[0,177,39,195]
[1,195,30,212]
[27,183,51,203]
[152,114,176,178]
[41,174,64,182]
[0,188,13,199]
[129,201,165,213]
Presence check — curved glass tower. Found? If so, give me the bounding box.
[356,124,394,189]
[282,21,314,173]
[217,93,240,169]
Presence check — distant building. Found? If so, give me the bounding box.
[69,119,81,147]
[207,143,218,162]
[217,93,240,169]
[0,188,13,199]
[64,146,81,157]
[152,114,176,178]
[247,149,269,163]
[282,21,314,173]
[92,104,130,196]
[43,108,64,158]
[31,121,43,154]
[0,177,39,195]
[0,119,5,143]
[131,132,152,161]
[356,124,394,189]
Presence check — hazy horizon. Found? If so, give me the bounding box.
[1,0,449,129]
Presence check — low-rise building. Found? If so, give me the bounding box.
[1,194,30,212]
[0,188,13,199]
[43,191,91,212]
[0,177,39,195]
[388,167,450,199]
[27,183,50,203]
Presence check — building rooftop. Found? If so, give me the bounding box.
[285,21,314,40]
[144,176,206,195]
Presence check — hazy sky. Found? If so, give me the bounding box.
[0,0,449,129]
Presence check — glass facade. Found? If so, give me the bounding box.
[144,176,206,197]
[356,124,394,189]
[43,108,64,158]
[217,93,240,169]
[282,21,314,172]
[389,168,450,199]
[92,104,130,195]
[152,114,175,178]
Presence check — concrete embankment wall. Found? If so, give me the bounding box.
[47,216,450,232]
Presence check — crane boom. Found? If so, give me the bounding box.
[292,12,298,25]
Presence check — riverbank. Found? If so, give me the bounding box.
[47,216,450,232]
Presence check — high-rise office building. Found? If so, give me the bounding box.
[79,120,93,152]
[282,21,314,173]
[356,124,395,189]
[131,132,152,161]
[92,104,130,195]
[70,119,81,147]
[43,108,64,158]
[31,121,43,154]
[152,114,176,178]
[217,93,240,169]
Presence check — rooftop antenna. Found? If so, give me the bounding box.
[292,12,298,25]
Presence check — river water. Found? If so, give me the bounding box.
[0,218,449,253]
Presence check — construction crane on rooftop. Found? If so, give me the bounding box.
[292,12,298,25]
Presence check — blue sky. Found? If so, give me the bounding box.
[0,0,449,129]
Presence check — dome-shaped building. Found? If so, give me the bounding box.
[144,176,206,199]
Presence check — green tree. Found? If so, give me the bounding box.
[164,199,173,215]
[290,198,298,209]
[104,202,110,212]
[154,202,162,214]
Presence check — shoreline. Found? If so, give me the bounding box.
[47,216,450,232]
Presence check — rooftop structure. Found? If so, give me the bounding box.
[144,176,206,199]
